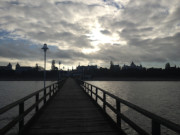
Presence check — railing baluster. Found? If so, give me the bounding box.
[87,84,89,94]
[58,81,60,90]
[90,85,92,97]
[36,93,39,112]
[50,86,52,97]
[84,83,86,91]
[53,84,55,95]
[103,92,106,111]
[19,102,24,132]
[44,87,46,104]
[116,99,121,128]
[152,120,161,135]
[95,87,98,102]
[86,83,88,92]
[56,83,58,91]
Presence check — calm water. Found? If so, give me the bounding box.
[0,81,180,135]
[87,81,180,135]
[0,81,55,134]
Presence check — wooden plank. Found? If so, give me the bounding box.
[25,78,121,135]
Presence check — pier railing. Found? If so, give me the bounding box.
[77,80,180,135]
[0,79,66,135]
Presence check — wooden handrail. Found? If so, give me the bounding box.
[0,83,54,114]
[77,80,180,135]
[0,79,66,135]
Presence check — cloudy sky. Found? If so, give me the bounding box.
[0,0,180,70]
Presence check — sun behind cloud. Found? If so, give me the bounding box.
[86,22,122,46]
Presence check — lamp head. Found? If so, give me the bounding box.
[42,44,49,52]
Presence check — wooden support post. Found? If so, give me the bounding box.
[103,93,106,111]
[44,88,46,104]
[19,102,24,132]
[36,93,39,112]
[95,87,98,102]
[152,120,160,135]
[116,100,121,128]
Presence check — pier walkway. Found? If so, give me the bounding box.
[25,78,120,135]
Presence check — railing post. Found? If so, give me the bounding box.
[86,83,88,93]
[85,83,87,93]
[49,86,52,97]
[95,87,98,102]
[116,99,121,128]
[44,87,46,104]
[58,81,60,90]
[90,85,92,97]
[36,93,39,112]
[19,102,24,132]
[87,84,88,93]
[53,84,55,95]
[89,84,90,94]
[103,92,106,111]
[152,120,160,135]
[83,82,85,90]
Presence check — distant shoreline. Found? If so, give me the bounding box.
[0,78,58,81]
[0,77,180,81]
[86,77,180,81]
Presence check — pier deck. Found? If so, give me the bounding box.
[25,78,120,135]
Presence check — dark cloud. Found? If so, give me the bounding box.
[102,0,125,10]
[100,30,111,35]
[0,38,88,61]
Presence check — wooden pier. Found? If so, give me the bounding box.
[1,78,180,135]
[25,78,121,135]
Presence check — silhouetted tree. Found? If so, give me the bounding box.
[165,62,170,70]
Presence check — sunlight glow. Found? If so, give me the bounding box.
[87,22,126,46]
[82,46,100,54]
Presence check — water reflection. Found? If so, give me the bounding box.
[87,81,180,135]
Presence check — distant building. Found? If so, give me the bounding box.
[165,62,177,70]
[77,65,97,72]
[110,61,120,71]
[122,61,144,70]
[35,64,44,71]
[16,63,33,72]
[0,63,12,71]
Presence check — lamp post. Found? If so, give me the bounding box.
[59,61,61,81]
[41,43,49,89]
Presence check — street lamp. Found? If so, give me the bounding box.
[59,61,61,81]
[42,43,49,89]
